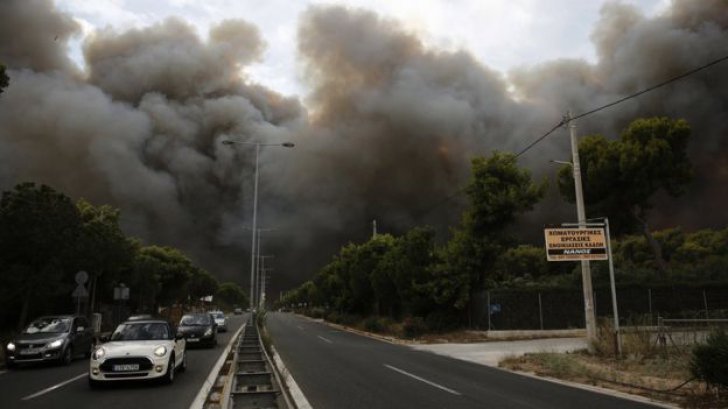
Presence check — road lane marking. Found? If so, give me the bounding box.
[384,364,461,396]
[0,370,7,375]
[317,335,333,344]
[21,373,87,401]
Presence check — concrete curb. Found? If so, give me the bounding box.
[189,323,245,409]
[295,314,405,345]
[270,343,312,409]
[496,366,680,409]
[296,314,677,408]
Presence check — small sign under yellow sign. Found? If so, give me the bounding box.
[544,226,608,261]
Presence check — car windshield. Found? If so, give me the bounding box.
[180,315,211,326]
[111,322,170,341]
[23,317,72,334]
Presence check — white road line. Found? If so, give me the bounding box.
[21,373,87,401]
[0,370,7,375]
[384,364,461,396]
[317,335,333,344]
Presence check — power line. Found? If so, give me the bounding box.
[392,53,728,225]
[515,53,728,158]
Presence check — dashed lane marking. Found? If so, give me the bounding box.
[21,373,87,401]
[384,364,461,396]
[317,335,333,344]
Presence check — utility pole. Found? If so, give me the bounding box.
[566,111,597,343]
[255,227,276,308]
[372,219,377,238]
[259,255,274,309]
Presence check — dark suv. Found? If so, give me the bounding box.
[5,315,94,367]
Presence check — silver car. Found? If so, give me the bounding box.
[210,311,227,332]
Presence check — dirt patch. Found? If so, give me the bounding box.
[499,351,726,408]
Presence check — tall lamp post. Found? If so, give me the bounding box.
[221,139,294,310]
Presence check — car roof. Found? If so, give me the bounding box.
[33,315,76,320]
[119,319,169,325]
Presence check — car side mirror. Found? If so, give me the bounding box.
[175,333,184,340]
[98,334,110,343]
[76,326,85,332]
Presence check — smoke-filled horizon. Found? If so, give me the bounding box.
[0,0,726,296]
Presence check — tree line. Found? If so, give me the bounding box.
[278,117,722,330]
[0,183,248,330]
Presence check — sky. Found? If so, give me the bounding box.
[4,0,725,295]
[57,0,669,97]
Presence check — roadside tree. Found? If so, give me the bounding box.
[558,117,692,276]
[0,183,81,329]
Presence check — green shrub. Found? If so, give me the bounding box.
[364,316,383,333]
[308,307,326,319]
[425,311,458,333]
[325,311,342,324]
[690,329,728,390]
[402,316,427,338]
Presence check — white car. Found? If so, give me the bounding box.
[89,319,186,387]
[210,311,227,332]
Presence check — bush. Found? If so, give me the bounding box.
[362,316,396,334]
[691,330,728,390]
[402,316,427,338]
[325,311,342,324]
[364,316,384,333]
[425,311,459,333]
[308,307,326,319]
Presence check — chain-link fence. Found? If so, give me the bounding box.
[474,285,728,330]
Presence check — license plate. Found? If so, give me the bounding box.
[20,348,40,355]
[187,338,199,342]
[113,364,140,372]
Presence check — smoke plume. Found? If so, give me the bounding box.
[0,0,726,294]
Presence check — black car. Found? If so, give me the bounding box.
[176,313,217,348]
[5,315,94,367]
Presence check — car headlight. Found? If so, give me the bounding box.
[6,342,15,351]
[154,346,167,357]
[204,328,213,337]
[92,347,106,360]
[47,339,64,349]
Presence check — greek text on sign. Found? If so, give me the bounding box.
[544,227,608,261]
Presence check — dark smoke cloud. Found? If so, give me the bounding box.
[0,0,80,74]
[0,0,726,296]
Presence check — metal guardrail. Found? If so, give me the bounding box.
[226,314,293,409]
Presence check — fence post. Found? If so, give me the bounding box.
[657,315,666,349]
[486,290,491,331]
[703,289,709,319]
[538,292,544,331]
[648,288,653,325]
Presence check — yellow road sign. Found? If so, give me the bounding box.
[544,227,608,261]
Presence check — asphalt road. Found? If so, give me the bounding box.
[0,314,246,409]
[267,312,663,409]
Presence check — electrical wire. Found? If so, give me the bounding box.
[515,53,728,158]
[388,53,728,225]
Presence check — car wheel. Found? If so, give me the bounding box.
[88,375,102,389]
[163,356,175,384]
[61,346,73,365]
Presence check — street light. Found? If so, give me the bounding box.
[221,138,294,310]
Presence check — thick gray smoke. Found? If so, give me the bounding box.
[0,0,726,294]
